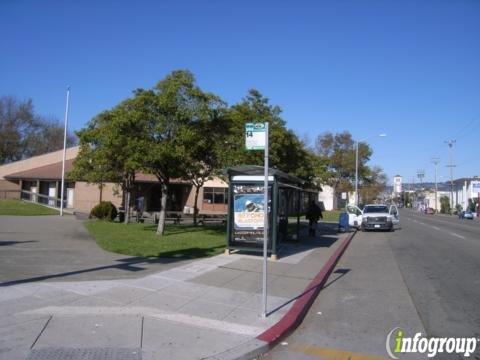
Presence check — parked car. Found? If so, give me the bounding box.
[425,207,435,215]
[459,211,474,220]
[346,204,400,231]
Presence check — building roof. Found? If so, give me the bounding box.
[226,165,305,185]
[5,159,75,181]
[135,173,189,185]
[452,177,480,185]
[5,160,189,185]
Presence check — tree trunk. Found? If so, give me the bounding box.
[156,182,168,235]
[124,190,130,224]
[193,185,200,226]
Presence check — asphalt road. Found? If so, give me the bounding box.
[267,209,480,359]
[391,210,480,339]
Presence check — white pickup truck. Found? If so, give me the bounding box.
[346,204,400,231]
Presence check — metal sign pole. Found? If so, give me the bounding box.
[60,86,70,216]
[262,122,269,318]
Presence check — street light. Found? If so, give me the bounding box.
[355,133,387,205]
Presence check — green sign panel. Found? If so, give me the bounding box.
[245,123,266,150]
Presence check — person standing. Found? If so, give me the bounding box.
[306,200,323,237]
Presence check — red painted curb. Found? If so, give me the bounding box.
[257,231,355,344]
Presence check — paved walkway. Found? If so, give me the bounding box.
[0,221,347,360]
[0,215,193,285]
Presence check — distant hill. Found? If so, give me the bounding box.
[387,182,451,192]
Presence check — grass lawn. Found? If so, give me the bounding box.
[322,210,341,222]
[84,220,227,258]
[290,210,341,223]
[0,199,59,216]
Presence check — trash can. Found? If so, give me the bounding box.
[338,212,350,232]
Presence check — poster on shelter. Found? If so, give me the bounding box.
[231,184,271,247]
[234,193,265,229]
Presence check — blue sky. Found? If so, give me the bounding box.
[1,0,479,184]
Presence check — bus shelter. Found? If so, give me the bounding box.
[225,166,317,259]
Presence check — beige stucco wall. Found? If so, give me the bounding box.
[203,177,228,187]
[0,146,79,180]
[184,177,228,214]
[74,181,123,213]
[0,179,21,199]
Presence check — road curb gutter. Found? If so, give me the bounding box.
[256,230,356,344]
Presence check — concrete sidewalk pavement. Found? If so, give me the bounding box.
[1,224,350,360]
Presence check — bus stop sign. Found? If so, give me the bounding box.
[245,123,266,150]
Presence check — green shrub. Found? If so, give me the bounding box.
[90,201,118,221]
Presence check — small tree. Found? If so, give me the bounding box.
[440,195,450,214]
[468,198,476,212]
[71,99,148,224]
[315,131,373,201]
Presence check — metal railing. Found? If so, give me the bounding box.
[0,189,74,214]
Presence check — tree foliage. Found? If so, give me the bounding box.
[440,195,451,214]
[315,131,373,201]
[221,89,323,187]
[0,96,76,164]
[71,98,149,223]
[358,165,388,204]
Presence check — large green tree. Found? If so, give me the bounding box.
[137,70,214,234]
[222,89,321,185]
[358,165,388,204]
[315,131,373,202]
[179,97,229,225]
[71,98,148,223]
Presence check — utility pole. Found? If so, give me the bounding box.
[417,169,425,188]
[412,176,416,209]
[445,140,456,211]
[417,170,425,210]
[431,158,440,213]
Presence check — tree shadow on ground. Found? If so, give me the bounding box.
[267,268,351,316]
[0,244,225,287]
[0,240,38,246]
[141,224,226,236]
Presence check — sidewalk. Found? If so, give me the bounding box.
[0,223,350,360]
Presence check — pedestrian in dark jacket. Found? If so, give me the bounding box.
[306,200,323,237]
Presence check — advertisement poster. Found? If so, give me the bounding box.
[231,185,271,247]
[234,193,264,229]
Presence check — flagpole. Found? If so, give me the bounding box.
[60,86,70,216]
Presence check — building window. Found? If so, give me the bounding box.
[203,187,228,204]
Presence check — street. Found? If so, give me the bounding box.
[391,210,480,339]
[268,209,480,359]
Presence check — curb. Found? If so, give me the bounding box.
[257,230,355,344]
[205,230,356,360]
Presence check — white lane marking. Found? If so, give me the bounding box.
[21,306,264,336]
[432,226,440,230]
[450,232,466,239]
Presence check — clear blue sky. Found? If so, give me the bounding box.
[1,0,479,184]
